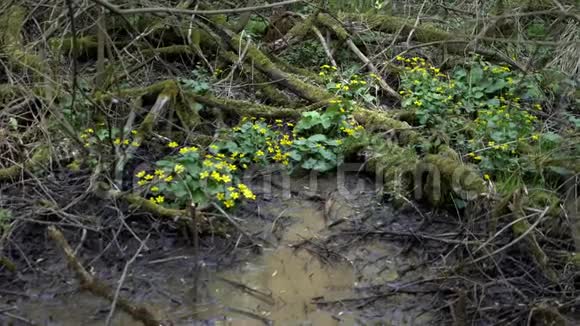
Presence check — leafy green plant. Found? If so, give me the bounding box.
[398,56,457,127]
[398,55,547,176]
[178,66,211,94]
[138,142,256,209]
[288,134,342,172]
[281,40,328,68]
[215,118,293,167]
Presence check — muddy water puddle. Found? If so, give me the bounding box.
[7,175,432,325]
[191,201,358,325]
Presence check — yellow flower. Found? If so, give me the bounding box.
[531,134,540,141]
[174,164,185,174]
[155,196,165,204]
[224,200,235,208]
[331,66,337,71]
[286,122,294,127]
[534,104,542,110]
[144,174,154,180]
[136,170,146,178]
[256,150,264,157]
[211,171,221,181]
[200,171,209,179]
[149,197,156,204]
[113,138,121,145]
[488,141,495,146]
[319,72,326,76]
[221,174,232,183]
[131,141,140,147]
[168,141,179,148]
[203,160,213,167]
[131,130,138,135]
[164,175,173,182]
[484,174,491,180]
[414,100,423,107]
[85,128,94,134]
[154,169,164,176]
[216,193,225,200]
[474,156,482,161]
[123,139,130,145]
[321,64,330,69]
[138,180,148,186]
[399,90,405,94]
[151,186,159,192]
[468,152,475,157]
[231,192,240,200]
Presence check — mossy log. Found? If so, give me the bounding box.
[353,108,420,146]
[220,51,295,106]
[0,6,46,74]
[417,154,486,206]
[185,92,305,119]
[0,146,51,181]
[338,13,525,70]
[227,33,333,103]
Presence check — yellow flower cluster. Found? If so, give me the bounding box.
[179,146,198,154]
[149,195,165,204]
[214,183,256,208]
[80,128,141,149]
[136,168,175,187]
[280,134,293,146]
[396,56,446,78]
[319,64,338,76]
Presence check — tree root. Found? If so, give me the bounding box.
[47,226,167,326]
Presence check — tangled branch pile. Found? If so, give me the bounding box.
[0,0,578,324]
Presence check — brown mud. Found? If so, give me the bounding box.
[1,172,436,325]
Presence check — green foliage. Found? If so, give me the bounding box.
[178,66,211,94]
[79,126,142,167]
[398,56,457,127]
[398,55,547,176]
[243,16,269,38]
[139,143,256,209]
[288,134,342,172]
[281,40,328,68]
[215,118,293,167]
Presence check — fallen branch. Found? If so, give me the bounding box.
[47,226,165,326]
[91,0,303,16]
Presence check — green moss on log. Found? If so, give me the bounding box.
[0,146,50,181]
[418,154,485,206]
[185,92,304,119]
[230,34,332,103]
[353,108,420,146]
[340,13,452,43]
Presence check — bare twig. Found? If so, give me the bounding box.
[90,0,303,16]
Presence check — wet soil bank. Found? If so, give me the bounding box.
[2,172,453,325]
